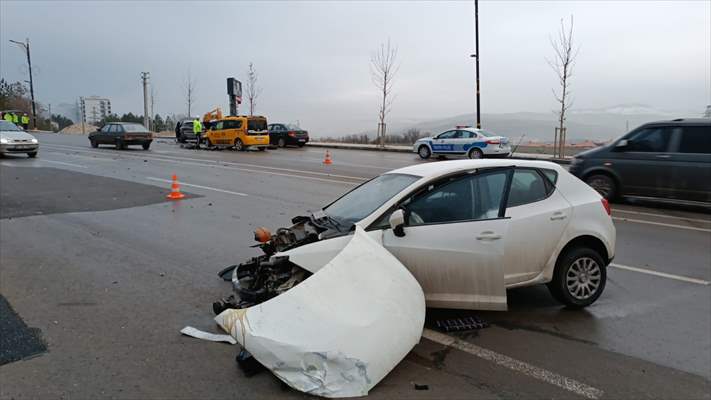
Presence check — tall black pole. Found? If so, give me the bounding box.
[474,0,481,129]
[25,39,37,130]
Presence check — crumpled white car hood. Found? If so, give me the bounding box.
[215,227,426,397]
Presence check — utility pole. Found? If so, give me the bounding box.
[470,0,481,129]
[141,72,150,130]
[9,38,37,130]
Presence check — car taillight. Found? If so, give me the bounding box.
[288,131,296,137]
[601,198,611,216]
[486,139,500,145]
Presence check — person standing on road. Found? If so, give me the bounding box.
[193,117,203,150]
[21,113,29,130]
[1,113,11,123]
[12,113,20,127]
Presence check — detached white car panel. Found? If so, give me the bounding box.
[215,227,426,398]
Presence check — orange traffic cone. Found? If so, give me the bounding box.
[166,174,185,200]
[323,150,333,165]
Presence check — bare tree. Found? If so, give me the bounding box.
[370,39,398,148]
[547,15,578,158]
[184,69,196,117]
[246,62,262,116]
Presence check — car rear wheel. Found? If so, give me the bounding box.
[90,139,98,148]
[234,138,244,151]
[418,145,431,159]
[547,246,606,309]
[277,138,286,148]
[142,142,150,150]
[27,151,37,158]
[586,174,617,200]
[468,148,484,159]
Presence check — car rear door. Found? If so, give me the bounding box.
[502,168,571,285]
[667,124,711,202]
[381,168,512,310]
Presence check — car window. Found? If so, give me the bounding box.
[507,169,549,208]
[677,126,711,154]
[213,121,223,130]
[405,170,508,226]
[123,124,146,132]
[100,125,112,133]
[248,119,267,131]
[223,120,242,129]
[627,127,673,152]
[460,130,475,139]
[437,130,457,139]
[540,168,558,185]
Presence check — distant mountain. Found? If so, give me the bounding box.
[355,104,700,143]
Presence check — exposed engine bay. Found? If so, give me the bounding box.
[214,212,349,314]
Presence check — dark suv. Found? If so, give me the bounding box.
[569,118,710,204]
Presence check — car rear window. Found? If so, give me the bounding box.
[123,124,146,133]
[248,119,267,131]
[678,126,711,154]
[507,169,550,208]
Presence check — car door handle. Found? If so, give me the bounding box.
[550,212,567,221]
[476,231,502,241]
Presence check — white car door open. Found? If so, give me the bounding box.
[382,168,511,311]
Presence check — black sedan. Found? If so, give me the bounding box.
[267,123,309,148]
[89,122,152,150]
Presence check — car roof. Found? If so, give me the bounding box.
[387,159,564,178]
[644,118,710,126]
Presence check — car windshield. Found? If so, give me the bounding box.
[324,173,420,224]
[122,124,147,132]
[477,129,499,137]
[0,120,21,131]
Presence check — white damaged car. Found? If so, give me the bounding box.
[214,159,616,397]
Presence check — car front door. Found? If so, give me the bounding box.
[431,130,459,154]
[502,168,572,285]
[381,168,512,310]
[97,124,112,143]
[610,126,675,198]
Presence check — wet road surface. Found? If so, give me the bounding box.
[1,133,709,399]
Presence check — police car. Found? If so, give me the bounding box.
[413,126,511,159]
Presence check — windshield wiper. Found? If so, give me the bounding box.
[310,210,344,231]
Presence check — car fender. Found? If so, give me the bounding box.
[215,227,426,398]
[579,164,622,187]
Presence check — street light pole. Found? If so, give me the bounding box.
[141,72,150,130]
[9,38,37,130]
[472,0,481,129]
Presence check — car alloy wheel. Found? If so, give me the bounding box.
[468,148,484,159]
[565,257,602,300]
[418,145,431,159]
[234,139,243,151]
[586,174,616,200]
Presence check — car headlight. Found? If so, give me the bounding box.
[0,138,8,144]
[30,138,38,144]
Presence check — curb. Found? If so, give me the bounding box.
[306,142,571,165]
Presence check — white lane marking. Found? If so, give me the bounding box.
[610,263,710,286]
[613,208,711,224]
[42,159,88,168]
[612,217,711,233]
[42,144,366,184]
[422,329,604,399]
[146,177,248,197]
[43,143,367,181]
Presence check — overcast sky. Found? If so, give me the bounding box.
[1,1,709,134]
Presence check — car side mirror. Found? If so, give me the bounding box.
[389,209,406,237]
[615,139,629,149]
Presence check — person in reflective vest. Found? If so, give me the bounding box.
[12,113,19,126]
[21,113,29,130]
[2,113,12,123]
[193,117,203,149]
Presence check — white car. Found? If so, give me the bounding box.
[213,159,616,397]
[0,120,39,158]
[413,127,511,159]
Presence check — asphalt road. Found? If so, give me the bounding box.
[1,133,709,399]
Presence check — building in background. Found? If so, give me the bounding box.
[79,96,111,124]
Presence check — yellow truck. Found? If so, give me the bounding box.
[202,108,269,151]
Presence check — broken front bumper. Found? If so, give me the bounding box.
[215,227,426,397]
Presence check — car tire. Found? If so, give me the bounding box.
[585,174,617,200]
[142,142,151,150]
[234,138,244,151]
[115,139,124,150]
[418,145,431,159]
[90,139,98,148]
[468,148,484,159]
[277,138,286,148]
[27,151,37,158]
[547,246,607,309]
[297,143,305,148]
[258,147,266,151]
